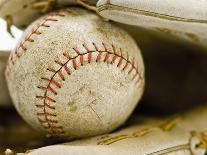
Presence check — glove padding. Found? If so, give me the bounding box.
[21,104,207,155]
[96,0,207,49]
[0,0,97,29]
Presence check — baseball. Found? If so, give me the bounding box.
[6,8,144,138]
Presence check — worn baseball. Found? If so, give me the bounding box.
[5,8,144,138]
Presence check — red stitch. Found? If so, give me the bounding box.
[41,78,62,89]
[117,49,123,67]
[111,46,117,64]
[73,48,80,55]
[9,55,13,61]
[41,77,50,81]
[37,43,142,137]
[123,52,129,71]
[37,86,47,90]
[128,66,134,74]
[104,53,110,62]
[111,55,117,64]
[41,23,50,27]
[47,85,58,95]
[117,57,123,67]
[26,37,34,42]
[37,112,57,117]
[88,52,92,63]
[72,59,77,69]
[57,70,65,81]
[53,12,65,17]
[6,12,62,75]
[83,44,90,52]
[45,18,58,22]
[36,103,55,110]
[135,79,140,86]
[132,73,138,80]
[6,10,78,136]
[45,96,56,103]
[38,118,58,123]
[14,48,18,54]
[80,55,84,65]
[47,67,56,73]
[128,58,135,74]
[102,43,108,51]
[16,53,20,58]
[96,52,102,62]
[20,43,27,51]
[93,42,99,51]
[55,59,64,66]
[135,63,139,74]
[64,65,71,75]
[63,52,71,60]
[135,78,143,89]
[32,29,42,35]
[36,96,56,103]
[112,44,116,54]
[51,79,61,88]
[44,125,63,129]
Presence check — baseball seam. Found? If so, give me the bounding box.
[5,8,143,136]
[5,9,74,75]
[5,8,72,136]
[36,42,143,136]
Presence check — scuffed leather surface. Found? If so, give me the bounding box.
[97,0,207,49]
[24,104,207,155]
[0,0,97,29]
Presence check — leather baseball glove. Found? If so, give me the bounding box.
[0,0,207,154]
[18,104,207,155]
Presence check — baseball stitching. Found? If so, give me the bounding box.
[36,42,143,136]
[6,8,143,136]
[5,9,73,75]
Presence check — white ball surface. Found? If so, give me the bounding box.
[6,8,144,138]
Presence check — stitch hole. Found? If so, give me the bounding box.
[41,24,50,27]
[55,13,66,17]
[54,92,57,95]
[37,86,43,89]
[22,4,28,8]
[82,43,89,52]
